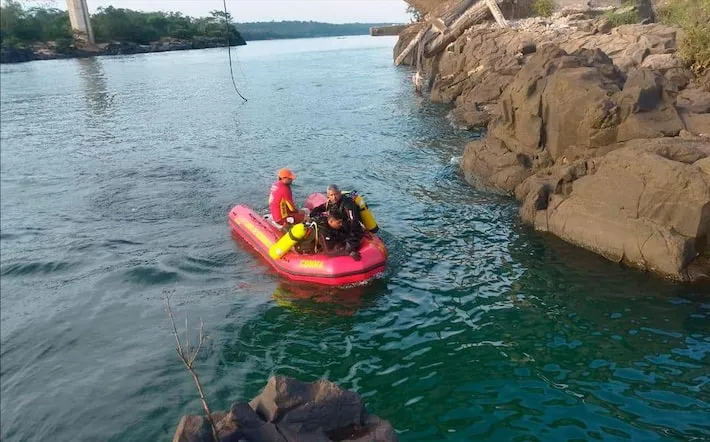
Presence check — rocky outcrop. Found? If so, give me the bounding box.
[518,139,710,281]
[461,45,687,190]
[409,16,689,130]
[456,42,710,281]
[395,11,710,281]
[173,376,397,442]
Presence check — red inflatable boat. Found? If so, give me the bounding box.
[229,193,387,286]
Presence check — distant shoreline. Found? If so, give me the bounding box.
[0,32,398,64]
[0,0,406,64]
[0,38,244,64]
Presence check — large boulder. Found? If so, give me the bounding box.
[518,138,710,281]
[461,44,690,194]
[173,376,397,442]
[676,87,710,138]
[403,18,685,130]
[459,41,710,281]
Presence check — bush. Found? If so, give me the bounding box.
[54,37,74,53]
[658,0,710,77]
[533,0,554,17]
[603,6,640,27]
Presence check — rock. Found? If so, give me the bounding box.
[519,40,537,55]
[460,73,516,105]
[276,425,331,442]
[541,50,624,159]
[405,18,681,126]
[617,68,664,115]
[679,111,710,138]
[332,415,398,442]
[241,423,287,442]
[173,415,215,442]
[615,69,684,140]
[664,67,693,91]
[641,53,683,72]
[464,44,691,185]
[676,87,710,114]
[487,44,683,166]
[173,376,397,442]
[520,138,710,281]
[229,402,267,429]
[679,129,708,141]
[448,106,491,130]
[461,137,534,193]
[395,16,710,282]
[696,156,710,176]
[249,376,365,432]
[676,87,710,137]
[595,18,613,35]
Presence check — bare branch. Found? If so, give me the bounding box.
[188,318,205,367]
[164,293,219,442]
[165,293,185,357]
[185,314,190,361]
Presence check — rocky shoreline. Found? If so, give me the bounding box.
[395,11,710,283]
[0,37,245,64]
[173,376,397,442]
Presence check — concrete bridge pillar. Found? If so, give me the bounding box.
[66,0,95,47]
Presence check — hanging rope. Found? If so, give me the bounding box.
[223,0,248,102]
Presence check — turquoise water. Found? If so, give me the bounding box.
[1,36,708,441]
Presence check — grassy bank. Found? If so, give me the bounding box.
[658,0,710,84]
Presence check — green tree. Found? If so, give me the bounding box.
[0,1,71,48]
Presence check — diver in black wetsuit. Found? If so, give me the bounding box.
[309,184,364,243]
[296,213,361,260]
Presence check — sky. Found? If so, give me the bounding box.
[8,0,413,23]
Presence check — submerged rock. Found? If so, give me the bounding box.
[173,376,397,442]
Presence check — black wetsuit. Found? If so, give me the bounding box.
[310,194,364,239]
[296,215,361,258]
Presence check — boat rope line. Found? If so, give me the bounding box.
[223,0,248,102]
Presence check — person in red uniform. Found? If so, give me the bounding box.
[268,168,305,227]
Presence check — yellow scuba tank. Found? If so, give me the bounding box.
[269,223,308,259]
[347,191,379,233]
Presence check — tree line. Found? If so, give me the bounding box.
[0,2,244,49]
[235,21,393,40]
[0,1,400,50]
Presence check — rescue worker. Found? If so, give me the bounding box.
[296,213,361,260]
[309,184,364,241]
[268,168,305,228]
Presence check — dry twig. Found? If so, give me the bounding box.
[165,292,219,442]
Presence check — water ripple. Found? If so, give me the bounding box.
[1,37,708,442]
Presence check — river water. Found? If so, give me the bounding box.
[1,35,708,441]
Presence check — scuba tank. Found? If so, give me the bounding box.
[269,223,309,259]
[346,190,379,233]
